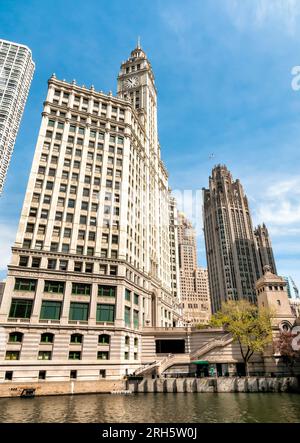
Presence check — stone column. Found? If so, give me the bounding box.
[60,280,72,325]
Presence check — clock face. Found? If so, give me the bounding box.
[123,76,139,89]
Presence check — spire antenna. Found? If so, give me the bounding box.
[137,36,141,49]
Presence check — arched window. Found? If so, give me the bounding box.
[125,335,130,346]
[98,334,110,345]
[70,333,83,344]
[8,332,23,343]
[41,333,54,343]
[134,337,138,347]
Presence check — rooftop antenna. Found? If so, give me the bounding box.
[137,36,141,49]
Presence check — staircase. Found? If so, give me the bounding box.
[190,333,233,360]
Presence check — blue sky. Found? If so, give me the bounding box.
[0,0,300,289]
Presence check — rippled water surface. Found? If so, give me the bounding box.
[0,393,300,423]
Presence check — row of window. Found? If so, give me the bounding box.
[19,256,119,272]
[9,299,116,322]
[8,331,138,346]
[4,369,107,381]
[14,280,117,296]
[5,349,138,361]
[9,298,142,326]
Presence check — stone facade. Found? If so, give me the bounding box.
[0,44,181,383]
[177,213,211,325]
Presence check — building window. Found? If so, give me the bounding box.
[98,334,110,345]
[59,260,68,271]
[97,351,109,360]
[70,333,83,344]
[110,266,117,276]
[85,263,94,273]
[8,332,23,343]
[19,256,29,267]
[96,304,115,323]
[98,286,116,297]
[125,289,131,302]
[9,300,33,319]
[124,352,129,360]
[38,351,52,360]
[134,353,138,360]
[69,351,81,360]
[69,303,89,321]
[70,370,77,379]
[14,278,36,292]
[134,337,138,347]
[40,333,54,343]
[74,262,83,272]
[40,301,62,320]
[39,370,46,380]
[124,307,131,327]
[99,370,106,378]
[5,371,13,381]
[44,281,65,294]
[5,351,20,360]
[31,257,41,268]
[72,283,91,296]
[47,259,57,270]
[134,294,139,305]
[125,335,130,345]
[133,310,139,329]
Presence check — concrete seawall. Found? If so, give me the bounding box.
[127,377,300,393]
[0,379,125,398]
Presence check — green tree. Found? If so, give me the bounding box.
[210,300,273,376]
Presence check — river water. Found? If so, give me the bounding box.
[0,393,299,423]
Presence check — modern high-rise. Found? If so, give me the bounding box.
[254,224,277,275]
[0,43,181,382]
[203,165,262,313]
[177,212,211,325]
[0,39,35,194]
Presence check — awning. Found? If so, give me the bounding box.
[191,360,209,365]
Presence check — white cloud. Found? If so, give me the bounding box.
[254,176,300,227]
[225,0,300,34]
[0,223,16,270]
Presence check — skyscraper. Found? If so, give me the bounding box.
[254,224,277,275]
[177,212,211,325]
[0,44,180,381]
[203,165,262,313]
[0,39,35,194]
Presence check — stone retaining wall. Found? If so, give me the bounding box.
[127,377,300,393]
[0,379,125,398]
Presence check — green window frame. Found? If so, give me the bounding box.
[40,333,54,343]
[69,302,89,321]
[14,278,37,291]
[98,285,116,297]
[9,299,33,319]
[70,333,83,344]
[69,351,81,360]
[44,280,65,294]
[38,351,52,360]
[124,306,131,327]
[5,351,20,360]
[133,310,139,329]
[8,332,23,343]
[72,283,91,296]
[125,289,131,302]
[96,304,115,323]
[98,334,110,345]
[97,351,109,360]
[134,293,139,305]
[40,301,62,320]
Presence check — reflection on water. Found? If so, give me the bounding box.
[0,393,300,423]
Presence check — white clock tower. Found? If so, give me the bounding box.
[117,41,158,154]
